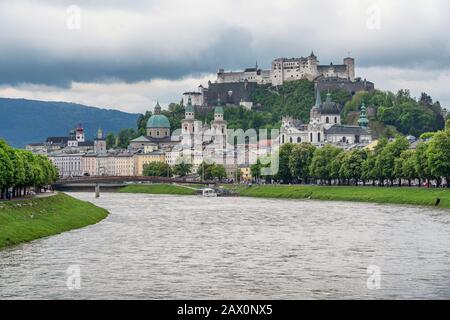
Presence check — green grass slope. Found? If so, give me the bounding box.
[0,193,108,249]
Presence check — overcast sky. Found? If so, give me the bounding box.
[0,0,449,113]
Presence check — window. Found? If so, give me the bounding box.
[282,135,285,144]
[342,136,346,143]
[326,117,329,124]
[318,132,321,142]
[290,137,293,143]
[334,117,337,124]
[297,137,301,143]
[310,133,313,141]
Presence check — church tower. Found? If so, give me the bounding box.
[358,102,369,130]
[94,128,107,154]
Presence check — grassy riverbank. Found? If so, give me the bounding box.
[118,183,450,209]
[119,184,198,195]
[0,193,108,249]
[238,185,450,208]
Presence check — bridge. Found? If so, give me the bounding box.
[52,176,218,192]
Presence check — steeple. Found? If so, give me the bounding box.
[154,100,161,115]
[96,127,103,140]
[315,89,322,107]
[185,96,195,119]
[325,91,332,103]
[358,102,369,129]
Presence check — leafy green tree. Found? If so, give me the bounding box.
[173,159,192,177]
[427,129,450,187]
[310,144,343,184]
[394,150,417,186]
[375,137,409,185]
[105,132,116,149]
[117,128,137,149]
[414,142,433,187]
[250,159,262,180]
[340,149,367,185]
[211,164,227,181]
[361,152,377,185]
[197,161,215,180]
[331,151,347,184]
[276,143,295,183]
[0,145,13,199]
[143,161,172,177]
[288,143,316,184]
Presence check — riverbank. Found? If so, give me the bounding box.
[119,184,198,195]
[0,193,108,249]
[238,185,450,208]
[119,183,450,209]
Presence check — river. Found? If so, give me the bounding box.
[0,193,449,299]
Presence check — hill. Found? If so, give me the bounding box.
[0,98,140,147]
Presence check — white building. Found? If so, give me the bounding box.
[280,91,372,148]
[49,153,84,178]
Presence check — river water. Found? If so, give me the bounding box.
[0,193,449,299]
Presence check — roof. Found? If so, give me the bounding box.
[46,136,69,144]
[319,93,341,115]
[325,125,369,135]
[131,135,150,142]
[146,114,170,128]
[78,141,94,147]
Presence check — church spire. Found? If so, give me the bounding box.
[315,89,322,107]
[358,102,369,129]
[154,100,161,115]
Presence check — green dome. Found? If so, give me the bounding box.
[147,114,170,128]
[214,106,224,114]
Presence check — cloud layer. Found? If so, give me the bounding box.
[0,0,449,112]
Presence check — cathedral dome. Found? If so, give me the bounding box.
[319,93,341,115]
[146,114,170,129]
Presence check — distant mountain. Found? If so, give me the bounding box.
[0,98,140,148]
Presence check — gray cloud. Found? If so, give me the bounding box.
[0,0,449,110]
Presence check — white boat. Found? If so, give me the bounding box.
[202,188,217,197]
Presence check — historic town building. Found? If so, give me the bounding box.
[279,91,372,148]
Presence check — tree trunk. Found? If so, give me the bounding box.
[408,179,411,187]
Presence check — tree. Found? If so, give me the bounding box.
[361,152,377,186]
[288,143,316,184]
[250,159,262,181]
[427,129,450,187]
[211,164,227,181]
[143,161,172,177]
[414,142,433,187]
[173,158,192,177]
[394,150,417,186]
[376,137,409,185]
[340,149,367,185]
[105,132,116,150]
[276,143,295,183]
[117,128,136,149]
[310,144,342,184]
[197,161,215,180]
[0,146,13,199]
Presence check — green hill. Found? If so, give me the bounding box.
[0,98,140,148]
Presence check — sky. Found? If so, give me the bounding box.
[0,0,449,114]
